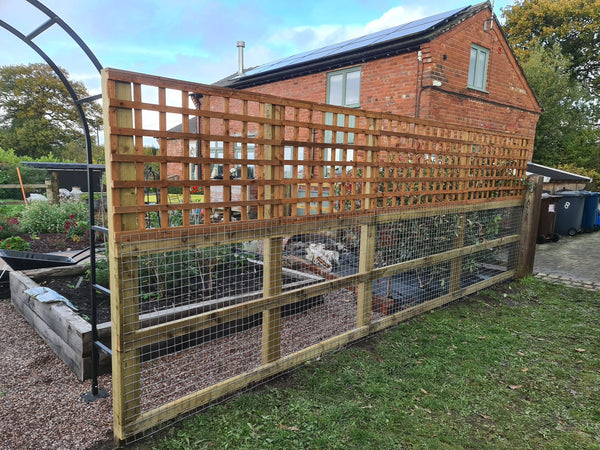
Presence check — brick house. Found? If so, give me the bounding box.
[167,1,540,181]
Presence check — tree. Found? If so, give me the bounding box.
[502,1,600,174]
[502,0,600,97]
[0,63,102,161]
[520,44,600,169]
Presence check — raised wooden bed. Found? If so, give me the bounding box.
[10,266,111,381]
[9,263,322,381]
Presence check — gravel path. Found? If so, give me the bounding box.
[0,298,113,450]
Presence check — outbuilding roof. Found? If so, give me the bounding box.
[215,2,489,88]
[527,162,591,182]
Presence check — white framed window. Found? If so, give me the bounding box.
[468,44,489,92]
[327,67,361,107]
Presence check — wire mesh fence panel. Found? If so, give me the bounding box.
[101,68,532,443]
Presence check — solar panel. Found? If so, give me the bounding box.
[241,6,468,78]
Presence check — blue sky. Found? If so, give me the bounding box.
[0,0,514,96]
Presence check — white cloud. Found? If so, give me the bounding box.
[260,5,430,65]
[363,6,428,34]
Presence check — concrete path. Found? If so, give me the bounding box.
[533,231,600,291]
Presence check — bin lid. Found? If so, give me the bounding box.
[556,190,585,197]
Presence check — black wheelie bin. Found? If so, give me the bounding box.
[554,191,585,236]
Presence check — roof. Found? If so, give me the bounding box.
[527,162,591,182]
[215,2,489,88]
[22,161,89,170]
[168,117,198,134]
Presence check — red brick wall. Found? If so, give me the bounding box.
[243,8,540,138]
[168,7,540,180]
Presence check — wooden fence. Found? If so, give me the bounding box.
[102,68,534,443]
[0,174,60,204]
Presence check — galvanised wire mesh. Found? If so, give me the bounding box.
[101,69,530,443]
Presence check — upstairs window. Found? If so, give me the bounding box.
[327,67,361,107]
[468,44,489,92]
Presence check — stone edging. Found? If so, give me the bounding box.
[534,273,600,292]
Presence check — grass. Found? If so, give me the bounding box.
[142,277,600,449]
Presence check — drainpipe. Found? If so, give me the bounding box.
[415,50,424,118]
[190,93,203,179]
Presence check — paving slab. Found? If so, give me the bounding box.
[534,231,600,289]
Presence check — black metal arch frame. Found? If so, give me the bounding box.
[0,0,109,401]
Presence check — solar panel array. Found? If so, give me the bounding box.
[235,6,468,79]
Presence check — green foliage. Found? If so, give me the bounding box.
[0,236,30,251]
[86,258,110,288]
[0,214,21,239]
[0,147,70,164]
[18,201,88,234]
[0,147,21,164]
[518,44,600,171]
[64,216,89,242]
[0,161,47,199]
[503,4,600,174]
[0,63,102,160]
[0,147,74,200]
[558,164,600,192]
[502,0,600,97]
[374,210,505,293]
[137,245,247,300]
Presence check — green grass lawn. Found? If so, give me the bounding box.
[143,277,600,449]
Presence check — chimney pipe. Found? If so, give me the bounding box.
[237,41,245,75]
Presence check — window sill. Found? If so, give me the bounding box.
[467,85,489,94]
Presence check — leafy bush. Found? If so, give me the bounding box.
[64,215,89,242]
[85,257,110,288]
[0,155,47,200]
[0,147,69,199]
[0,215,21,239]
[18,201,88,234]
[558,163,600,192]
[0,236,30,251]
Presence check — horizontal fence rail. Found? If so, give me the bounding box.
[102,68,532,443]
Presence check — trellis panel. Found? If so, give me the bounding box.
[102,68,532,444]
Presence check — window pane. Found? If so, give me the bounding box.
[475,50,487,89]
[328,74,344,105]
[345,70,361,106]
[468,47,478,86]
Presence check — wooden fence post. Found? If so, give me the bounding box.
[102,69,141,443]
[261,103,284,364]
[356,118,378,327]
[449,214,466,293]
[516,175,543,278]
[45,172,59,204]
[356,220,376,327]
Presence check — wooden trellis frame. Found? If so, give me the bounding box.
[102,68,533,443]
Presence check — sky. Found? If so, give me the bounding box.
[0,0,515,97]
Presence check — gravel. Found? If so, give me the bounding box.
[0,298,113,450]
[0,286,377,449]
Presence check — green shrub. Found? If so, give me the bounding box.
[85,257,110,288]
[0,236,30,251]
[0,162,47,200]
[0,147,71,199]
[19,201,88,234]
[0,215,21,239]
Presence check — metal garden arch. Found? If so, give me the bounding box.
[0,0,109,401]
